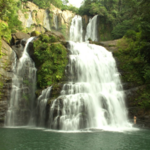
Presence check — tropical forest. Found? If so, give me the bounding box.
[0,0,150,149]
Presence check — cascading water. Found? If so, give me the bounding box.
[49,15,132,131]
[85,15,98,42]
[5,37,37,126]
[36,86,52,127]
[26,11,33,28]
[69,15,83,42]
[44,10,51,31]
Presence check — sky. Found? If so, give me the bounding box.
[68,0,84,8]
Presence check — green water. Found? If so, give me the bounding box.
[0,128,150,150]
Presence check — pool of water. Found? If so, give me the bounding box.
[0,127,150,150]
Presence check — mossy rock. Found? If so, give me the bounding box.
[33,33,68,89]
[31,31,40,36]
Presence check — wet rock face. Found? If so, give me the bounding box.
[0,40,15,127]
[82,15,89,40]
[124,85,150,129]
[0,101,8,126]
[12,44,24,59]
[11,32,31,59]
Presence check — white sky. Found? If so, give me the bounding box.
[68,0,84,8]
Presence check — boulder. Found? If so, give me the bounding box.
[11,31,30,46]
[12,31,30,40]
[47,31,65,41]
[25,1,39,11]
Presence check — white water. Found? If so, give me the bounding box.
[11,50,17,72]
[43,10,51,31]
[69,15,83,42]
[26,11,33,28]
[5,37,37,126]
[36,86,52,127]
[50,15,132,131]
[85,15,98,42]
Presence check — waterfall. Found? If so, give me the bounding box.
[69,16,83,42]
[5,37,37,126]
[44,10,51,31]
[26,11,33,28]
[49,15,132,131]
[11,50,17,72]
[36,86,52,127]
[85,15,98,42]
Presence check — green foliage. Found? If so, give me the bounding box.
[98,16,113,41]
[22,0,77,11]
[134,86,150,110]
[0,0,22,36]
[0,0,22,32]
[112,20,137,39]
[24,13,29,19]
[0,21,11,43]
[39,34,58,43]
[61,4,79,14]
[33,33,68,89]
[115,35,145,85]
[23,80,29,86]
[79,0,119,21]
[79,0,150,41]
[115,4,150,68]
[114,24,150,112]
[124,30,137,41]
[31,31,40,36]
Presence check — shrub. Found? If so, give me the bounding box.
[31,31,40,36]
[124,30,136,41]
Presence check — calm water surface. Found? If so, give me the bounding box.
[0,128,150,150]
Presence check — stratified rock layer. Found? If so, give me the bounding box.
[0,40,15,126]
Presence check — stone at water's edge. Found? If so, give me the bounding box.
[0,40,15,127]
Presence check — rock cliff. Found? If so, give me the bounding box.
[18,2,75,39]
[0,40,15,126]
